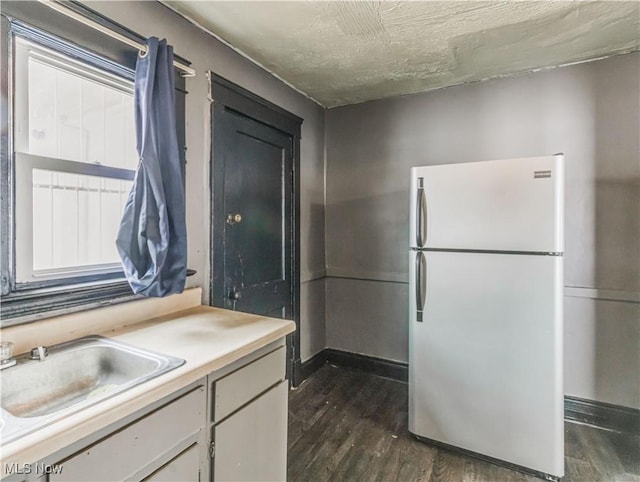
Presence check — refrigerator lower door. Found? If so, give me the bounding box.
[408,250,564,477]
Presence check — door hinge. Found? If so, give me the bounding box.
[209,441,215,459]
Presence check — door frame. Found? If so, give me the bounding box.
[209,74,303,386]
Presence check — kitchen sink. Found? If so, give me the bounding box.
[0,336,184,443]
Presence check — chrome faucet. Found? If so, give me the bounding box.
[30,346,49,361]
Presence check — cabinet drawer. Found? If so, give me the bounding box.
[144,444,200,482]
[214,346,285,423]
[51,387,205,481]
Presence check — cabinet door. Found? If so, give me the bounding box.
[144,444,200,482]
[213,381,288,482]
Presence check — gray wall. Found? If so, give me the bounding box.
[325,52,640,409]
[87,2,326,361]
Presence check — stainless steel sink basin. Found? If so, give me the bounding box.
[0,336,184,443]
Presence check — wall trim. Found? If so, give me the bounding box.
[301,269,326,283]
[326,349,409,381]
[325,268,408,284]
[565,286,640,303]
[323,273,640,303]
[565,395,640,434]
[301,349,640,434]
[300,348,408,382]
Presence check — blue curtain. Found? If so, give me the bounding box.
[116,37,187,297]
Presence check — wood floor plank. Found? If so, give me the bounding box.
[374,387,437,481]
[564,422,591,461]
[605,429,640,476]
[297,383,381,479]
[288,368,373,480]
[564,456,601,482]
[571,423,631,481]
[429,450,467,482]
[288,365,639,482]
[303,373,401,480]
[388,437,436,482]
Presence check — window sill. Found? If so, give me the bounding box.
[1,270,197,327]
[0,280,136,327]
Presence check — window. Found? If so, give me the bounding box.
[1,7,188,324]
[13,37,136,286]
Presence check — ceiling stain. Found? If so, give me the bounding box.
[164,1,640,108]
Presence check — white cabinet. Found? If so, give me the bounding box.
[213,381,288,482]
[50,386,207,482]
[210,345,288,482]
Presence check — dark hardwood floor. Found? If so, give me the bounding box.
[288,364,640,482]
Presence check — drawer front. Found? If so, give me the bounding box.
[214,346,285,423]
[213,380,288,482]
[144,444,200,482]
[51,387,205,482]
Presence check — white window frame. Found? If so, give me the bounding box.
[14,153,135,285]
[12,37,136,287]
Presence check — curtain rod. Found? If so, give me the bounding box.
[36,0,196,78]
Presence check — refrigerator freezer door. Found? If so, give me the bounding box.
[408,250,564,477]
[409,155,564,253]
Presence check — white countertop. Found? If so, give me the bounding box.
[0,291,295,467]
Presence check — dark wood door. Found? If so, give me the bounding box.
[220,112,293,317]
[211,75,302,385]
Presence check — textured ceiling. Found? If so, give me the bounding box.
[164,1,640,107]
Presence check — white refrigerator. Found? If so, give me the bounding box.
[408,155,564,480]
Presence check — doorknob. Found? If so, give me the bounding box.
[226,213,242,225]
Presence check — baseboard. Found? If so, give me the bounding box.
[565,395,640,434]
[325,349,409,382]
[299,350,327,381]
[300,348,408,382]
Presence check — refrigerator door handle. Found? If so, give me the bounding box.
[415,251,427,322]
[416,178,427,247]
